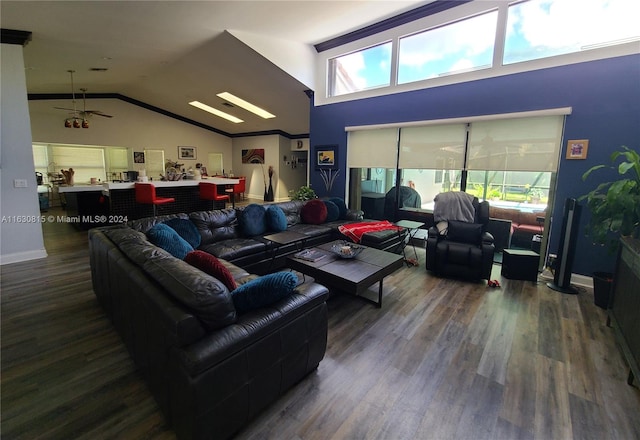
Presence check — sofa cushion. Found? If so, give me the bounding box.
[185,250,237,291]
[230,271,298,314]
[265,205,287,232]
[329,197,348,219]
[301,199,328,225]
[446,220,483,245]
[146,223,194,259]
[240,203,267,236]
[323,200,340,222]
[163,218,201,249]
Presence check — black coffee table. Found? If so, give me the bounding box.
[286,240,404,308]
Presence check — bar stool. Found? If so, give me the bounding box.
[135,183,175,217]
[199,182,230,209]
[225,176,246,202]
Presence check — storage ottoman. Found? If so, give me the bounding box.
[502,249,539,281]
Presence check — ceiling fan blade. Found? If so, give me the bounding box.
[88,111,114,118]
[54,106,76,111]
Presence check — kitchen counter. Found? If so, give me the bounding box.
[57,177,242,224]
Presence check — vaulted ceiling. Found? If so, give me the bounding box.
[1,1,429,137]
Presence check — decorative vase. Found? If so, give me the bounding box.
[264,185,269,201]
[266,176,274,201]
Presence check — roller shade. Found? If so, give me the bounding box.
[398,124,467,169]
[347,127,398,168]
[467,115,564,171]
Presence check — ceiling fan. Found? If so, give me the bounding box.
[54,70,113,128]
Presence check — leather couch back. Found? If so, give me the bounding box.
[190,208,240,245]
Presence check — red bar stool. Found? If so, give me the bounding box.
[199,182,230,209]
[225,176,246,202]
[135,183,175,217]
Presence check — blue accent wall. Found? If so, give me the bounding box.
[310,54,640,276]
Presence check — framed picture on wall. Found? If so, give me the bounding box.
[314,145,337,169]
[566,139,589,160]
[133,151,145,164]
[178,146,197,160]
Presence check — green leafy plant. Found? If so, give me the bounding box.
[289,185,317,201]
[580,145,640,250]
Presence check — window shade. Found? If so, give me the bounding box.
[144,149,165,180]
[51,145,106,183]
[467,115,564,171]
[107,147,128,174]
[347,128,398,169]
[398,124,467,169]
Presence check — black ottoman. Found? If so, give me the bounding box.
[359,228,408,254]
[502,249,539,281]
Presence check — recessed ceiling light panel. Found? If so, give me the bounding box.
[189,101,243,123]
[217,92,275,119]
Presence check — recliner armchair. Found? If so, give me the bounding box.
[426,194,495,280]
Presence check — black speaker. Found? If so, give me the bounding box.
[547,198,582,294]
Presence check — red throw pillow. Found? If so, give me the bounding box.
[301,199,328,225]
[185,250,237,291]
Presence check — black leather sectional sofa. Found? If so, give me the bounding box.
[88,199,405,439]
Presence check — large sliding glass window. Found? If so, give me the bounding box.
[398,10,498,84]
[347,112,566,218]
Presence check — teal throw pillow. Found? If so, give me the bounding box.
[323,200,340,222]
[163,218,201,249]
[240,203,267,236]
[265,205,287,232]
[231,271,298,313]
[146,223,194,260]
[329,197,348,219]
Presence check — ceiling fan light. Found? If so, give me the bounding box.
[64,119,72,128]
[73,119,81,128]
[82,119,89,128]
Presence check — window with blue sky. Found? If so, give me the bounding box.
[327,0,639,98]
[398,11,498,84]
[504,0,640,64]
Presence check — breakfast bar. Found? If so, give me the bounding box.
[59,177,239,223]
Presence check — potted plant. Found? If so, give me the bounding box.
[580,145,640,308]
[289,185,317,201]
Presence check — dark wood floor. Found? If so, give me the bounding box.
[2,208,639,439]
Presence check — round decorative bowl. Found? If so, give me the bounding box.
[330,242,363,259]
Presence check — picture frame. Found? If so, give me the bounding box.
[566,139,589,160]
[133,151,145,164]
[241,148,265,164]
[178,146,197,160]
[314,145,338,169]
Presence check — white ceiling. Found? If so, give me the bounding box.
[1,0,429,136]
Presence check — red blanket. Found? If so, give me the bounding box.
[338,221,402,243]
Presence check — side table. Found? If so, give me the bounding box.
[395,220,425,267]
[502,249,539,281]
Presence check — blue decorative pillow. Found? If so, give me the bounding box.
[146,223,194,259]
[240,203,267,236]
[231,271,298,313]
[329,197,348,219]
[163,218,201,249]
[265,205,287,232]
[323,200,340,222]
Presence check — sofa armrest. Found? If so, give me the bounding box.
[175,281,329,376]
[345,208,364,221]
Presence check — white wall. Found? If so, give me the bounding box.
[1,43,47,264]
[28,99,232,181]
